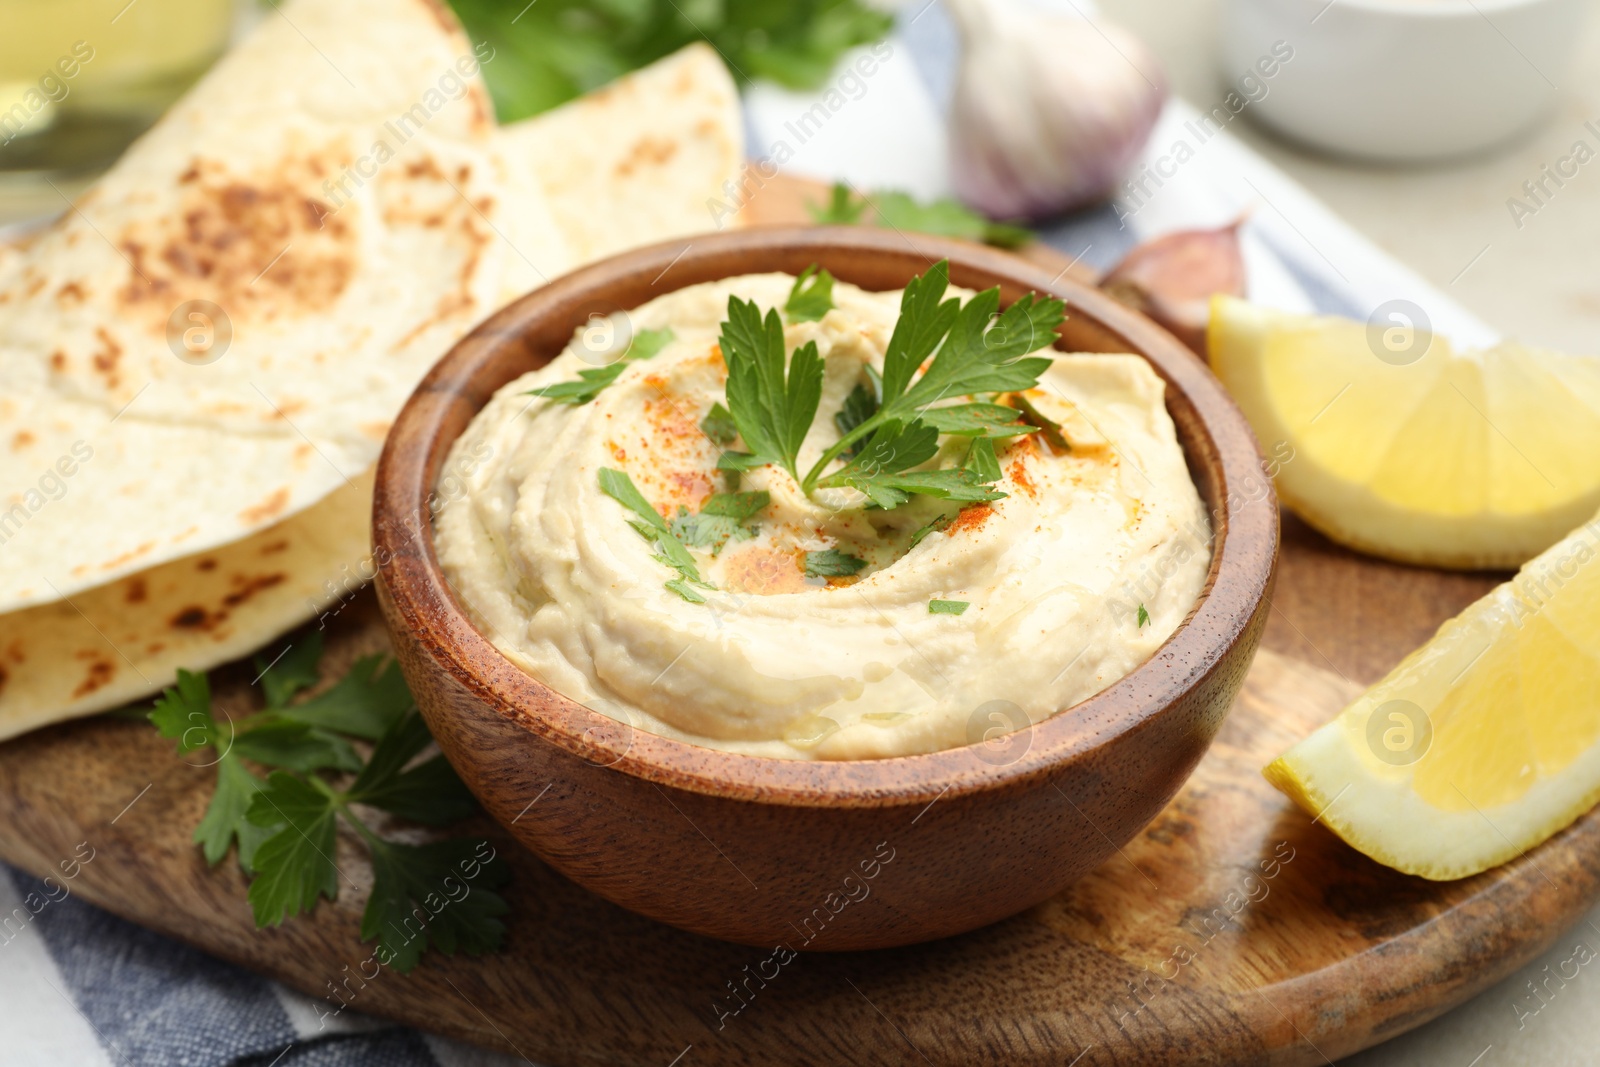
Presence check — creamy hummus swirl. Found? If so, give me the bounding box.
[433,273,1211,760]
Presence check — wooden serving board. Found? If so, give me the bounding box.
[2,181,1597,1065]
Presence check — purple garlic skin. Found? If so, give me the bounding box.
[947,0,1168,221]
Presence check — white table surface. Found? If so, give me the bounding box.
[1097,1,1600,1063]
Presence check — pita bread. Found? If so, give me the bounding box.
[0,470,372,742]
[0,0,567,612]
[0,33,744,733]
[494,42,743,266]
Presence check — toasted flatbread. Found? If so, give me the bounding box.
[0,24,744,735]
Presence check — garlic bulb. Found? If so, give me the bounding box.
[1100,218,1248,354]
[946,0,1167,220]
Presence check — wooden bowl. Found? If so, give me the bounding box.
[372,227,1279,951]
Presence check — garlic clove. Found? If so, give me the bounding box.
[1100,218,1248,354]
[947,0,1167,221]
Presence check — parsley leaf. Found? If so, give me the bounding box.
[804,548,868,578]
[151,669,350,868]
[929,599,969,615]
[873,191,1032,250]
[345,711,478,826]
[363,837,510,973]
[599,467,714,600]
[1137,603,1151,628]
[895,290,1064,413]
[194,755,274,870]
[807,182,868,224]
[910,513,952,547]
[245,771,340,926]
[817,418,1006,509]
[255,633,323,708]
[721,297,823,482]
[798,261,1063,504]
[151,640,508,972]
[671,491,770,555]
[919,402,1036,438]
[833,380,879,460]
[700,402,739,447]
[450,0,892,123]
[877,260,960,404]
[150,669,222,754]
[526,327,675,406]
[785,265,835,322]
[806,183,1033,248]
[964,437,1002,483]
[283,655,413,741]
[1010,392,1070,451]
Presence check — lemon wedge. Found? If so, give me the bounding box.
[1265,508,1600,879]
[1208,296,1600,569]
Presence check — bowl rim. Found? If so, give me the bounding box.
[373,226,1279,809]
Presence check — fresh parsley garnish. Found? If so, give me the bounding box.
[810,181,869,224]
[700,401,739,447]
[709,260,1062,513]
[920,402,1035,438]
[804,548,868,578]
[964,437,1002,483]
[807,183,1032,249]
[721,298,824,484]
[815,418,1004,509]
[149,639,508,973]
[909,513,952,547]
[785,265,836,322]
[833,379,879,460]
[797,261,1065,499]
[526,327,675,406]
[670,490,770,555]
[1137,603,1151,628]
[1010,391,1070,451]
[451,0,892,122]
[929,599,969,615]
[598,467,715,602]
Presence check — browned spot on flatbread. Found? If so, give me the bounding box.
[124,577,148,604]
[23,274,45,297]
[49,350,67,372]
[72,658,116,699]
[171,605,215,630]
[240,488,290,525]
[260,539,290,555]
[92,327,123,388]
[56,281,86,305]
[5,639,25,664]
[11,431,34,451]
[117,155,354,321]
[223,572,286,607]
[615,137,679,178]
[197,558,218,572]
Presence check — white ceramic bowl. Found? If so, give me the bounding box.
[1220,0,1593,161]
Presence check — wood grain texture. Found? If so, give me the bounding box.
[371,226,1278,950]
[0,178,1590,1065]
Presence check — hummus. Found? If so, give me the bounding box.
[433,273,1212,760]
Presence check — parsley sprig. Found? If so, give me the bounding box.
[149,634,509,973]
[526,327,675,406]
[797,261,1065,498]
[809,184,1033,249]
[599,467,717,602]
